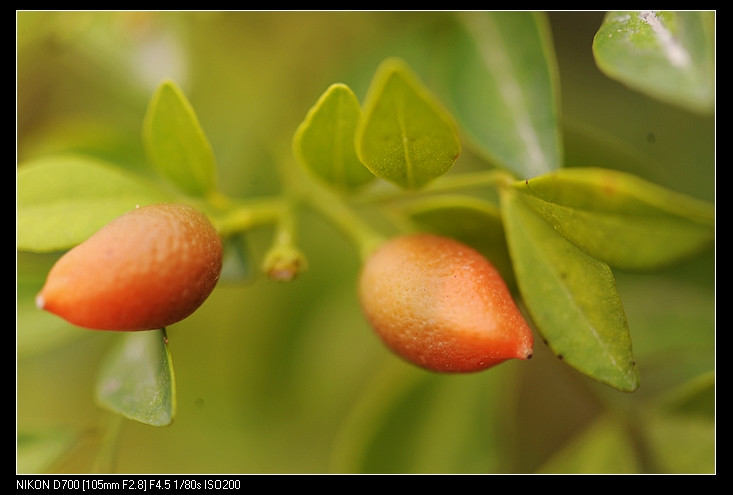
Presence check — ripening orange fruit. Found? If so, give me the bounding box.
[36,203,223,331]
[359,233,533,372]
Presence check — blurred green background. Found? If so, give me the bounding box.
[17,11,715,474]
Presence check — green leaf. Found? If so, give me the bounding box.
[432,12,561,178]
[355,57,461,190]
[96,329,176,427]
[143,79,218,196]
[500,188,639,392]
[17,155,173,252]
[404,195,515,290]
[513,167,714,271]
[293,83,374,191]
[593,11,714,114]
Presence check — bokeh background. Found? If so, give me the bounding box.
[17,11,715,474]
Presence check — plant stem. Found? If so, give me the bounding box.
[275,147,387,263]
[356,169,516,204]
[210,197,285,238]
[304,184,387,262]
[428,169,516,192]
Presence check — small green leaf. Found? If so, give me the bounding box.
[404,195,515,289]
[593,11,714,114]
[500,188,639,392]
[356,57,461,190]
[143,79,218,196]
[432,12,562,178]
[17,155,173,252]
[293,83,374,191]
[96,329,176,427]
[514,168,714,271]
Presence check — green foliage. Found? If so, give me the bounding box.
[95,329,176,427]
[593,11,715,114]
[143,80,219,197]
[17,11,714,474]
[17,155,172,252]
[513,167,714,271]
[432,11,562,178]
[501,188,639,392]
[293,83,373,191]
[355,57,461,189]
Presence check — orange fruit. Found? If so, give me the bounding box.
[36,203,223,331]
[359,233,533,372]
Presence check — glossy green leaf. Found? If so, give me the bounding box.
[536,414,640,473]
[143,79,218,196]
[593,11,714,114]
[96,329,176,427]
[513,167,714,271]
[17,155,173,252]
[356,57,461,189]
[293,83,374,191]
[432,12,561,178]
[500,188,639,392]
[404,195,515,289]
